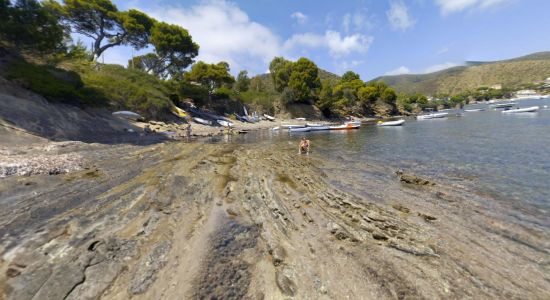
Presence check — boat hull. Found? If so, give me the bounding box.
[329,124,360,130]
[378,120,405,126]
[502,106,539,114]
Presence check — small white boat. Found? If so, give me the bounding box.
[491,102,516,109]
[329,123,360,130]
[502,106,539,114]
[417,112,448,120]
[377,119,405,126]
[271,126,280,131]
[309,126,330,131]
[464,108,485,112]
[112,111,142,120]
[289,127,311,132]
[306,123,330,131]
[193,117,212,125]
[295,117,306,121]
[345,121,362,126]
[217,120,234,127]
[282,124,305,129]
[263,114,275,121]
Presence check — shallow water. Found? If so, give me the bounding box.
[213,98,550,225]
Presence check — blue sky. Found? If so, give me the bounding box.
[100,0,550,80]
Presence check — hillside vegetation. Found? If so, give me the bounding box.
[377,52,550,95]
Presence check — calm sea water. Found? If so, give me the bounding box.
[216,98,550,222]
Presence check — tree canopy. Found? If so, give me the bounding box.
[0,0,65,53]
[268,57,321,103]
[234,70,251,92]
[52,0,155,60]
[184,61,235,96]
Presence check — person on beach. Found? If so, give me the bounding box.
[298,137,310,155]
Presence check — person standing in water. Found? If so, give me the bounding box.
[298,137,310,155]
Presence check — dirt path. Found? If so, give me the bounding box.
[0,141,549,299]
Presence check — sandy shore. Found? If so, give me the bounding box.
[0,139,548,299]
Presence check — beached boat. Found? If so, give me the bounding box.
[491,102,516,109]
[464,108,485,112]
[289,127,311,132]
[305,123,330,131]
[345,121,362,126]
[193,117,212,125]
[377,119,405,126]
[295,117,306,121]
[112,111,142,120]
[329,123,360,130]
[263,114,275,121]
[417,112,448,120]
[271,126,280,131]
[282,124,305,129]
[217,120,234,127]
[501,106,539,114]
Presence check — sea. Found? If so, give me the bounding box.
[214,97,550,227]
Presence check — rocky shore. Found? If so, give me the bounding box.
[0,140,548,299]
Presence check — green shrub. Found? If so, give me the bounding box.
[5,61,104,106]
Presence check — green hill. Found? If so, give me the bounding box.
[376,51,550,95]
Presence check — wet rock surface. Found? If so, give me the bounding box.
[0,141,549,299]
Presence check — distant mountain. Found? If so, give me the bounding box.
[375,51,550,95]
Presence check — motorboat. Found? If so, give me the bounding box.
[282,124,306,129]
[329,123,360,130]
[491,102,516,109]
[377,119,405,126]
[217,120,234,127]
[417,112,448,120]
[501,106,539,114]
[112,111,142,120]
[464,108,485,112]
[306,123,330,131]
[289,127,311,132]
[263,114,275,121]
[193,117,212,125]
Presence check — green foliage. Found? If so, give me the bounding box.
[6,59,175,119]
[239,90,278,113]
[268,57,321,104]
[249,75,264,92]
[5,61,104,105]
[184,61,235,95]
[147,22,199,78]
[77,63,173,118]
[0,0,65,53]
[341,71,360,82]
[287,58,321,103]
[269,57,293,93]
[234,70,251,92]
[55,0,155,60]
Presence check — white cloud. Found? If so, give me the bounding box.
[386,1,416,31]
[435,0,512,15]
[284,31,373,57]
[98,1,375,75]
[424,62,461,73]
[385,66,412,75]
[291,11,308,24]
[132,0,281,73]
[342,12,373,33]
[436,47,450,55]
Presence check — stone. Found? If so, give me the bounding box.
[271,246,286,266]
[276,271,297,296]
[130,241,172,295]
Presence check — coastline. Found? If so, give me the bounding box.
[1,140,548,299]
